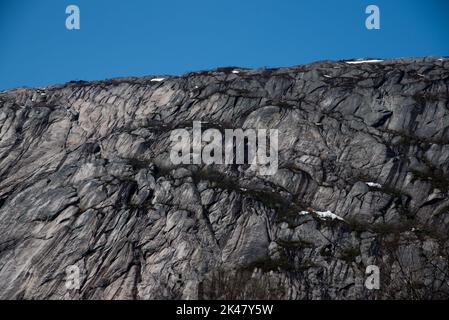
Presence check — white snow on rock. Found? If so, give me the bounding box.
[232,70,240,74]
[150,78,165,82]
[315,210,345,221]
[366,182,382,188]
[298,210,344,221]
[346,59,384,65]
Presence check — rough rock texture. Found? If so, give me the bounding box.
[1,57,449,300]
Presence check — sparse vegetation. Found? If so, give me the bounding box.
[242,256,291,273]
[192,168,240,192]
[191,167,305,225]
[371,221,413,235]
[339,247,361,263]
[412,92,441,105]
[410,169,449,192]
[198,267,286,300]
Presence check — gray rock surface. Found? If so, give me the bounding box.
[0,57,449,299]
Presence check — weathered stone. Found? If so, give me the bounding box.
[0,57,448,299]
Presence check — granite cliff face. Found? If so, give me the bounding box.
[0,57,449,299]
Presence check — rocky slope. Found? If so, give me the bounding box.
[0,57,449,299]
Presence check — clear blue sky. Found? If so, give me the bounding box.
[0,0,448,90]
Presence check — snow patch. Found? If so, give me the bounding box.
[298,210,344,221]
[346,59,384,65]
[151,78,165,82]
[366,182,382,188]
[232,70,240,74]
[315,210,345,221]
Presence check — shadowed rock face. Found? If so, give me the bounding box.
[0,57,449,300]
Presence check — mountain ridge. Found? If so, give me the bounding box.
[0,56,448,299]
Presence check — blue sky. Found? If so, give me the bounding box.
[0,0,448,90]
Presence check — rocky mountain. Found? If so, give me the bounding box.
[0,57,448,299]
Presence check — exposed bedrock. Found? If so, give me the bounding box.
[0,57,448,299]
